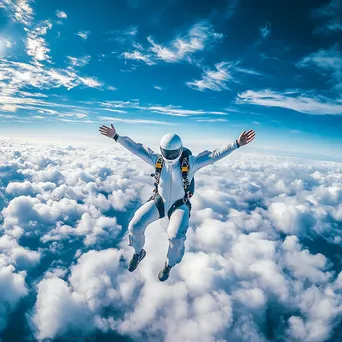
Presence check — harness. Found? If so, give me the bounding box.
[149,152,193,219]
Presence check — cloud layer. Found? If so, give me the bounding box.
[1,139,342,341]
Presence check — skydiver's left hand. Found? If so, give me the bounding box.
[238,129,256,147]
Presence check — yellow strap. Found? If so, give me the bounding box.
[181,166,189,172]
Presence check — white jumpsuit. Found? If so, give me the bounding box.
[117,135,239,267]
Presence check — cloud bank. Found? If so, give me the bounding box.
[0,139,342,341]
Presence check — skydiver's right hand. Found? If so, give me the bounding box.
[99,124,116,139]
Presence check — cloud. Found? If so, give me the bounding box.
[145,105,229,117]
[297,46,342,90]
[195,118,229,122]
[0,59,103,113]
[122,51,155,65]
[0,264,28,332]
[187,62,263,92]
[0,38,14,54]
[2,0,34,26]
[2,137,342,341]
[77,31,90,40]
[154,85,164,91]
[237,89,342,115]
[78,76,102,88]
[260,23,271,38]
[123,21,223,65]
[32,277,92,340]
[187,62,235,91]
[99,116,175,125]
[312,0,342,34]
[67,56,91,68]
[25,20,53,63]
[56,10,67,19]
[94,100,228,117]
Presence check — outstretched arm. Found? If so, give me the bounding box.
[99,124,157,166]
[193,130,256,172]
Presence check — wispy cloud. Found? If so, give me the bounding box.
[56,10,67,19]
[312,0,342,34]
[3,0,34,26]
[154,85,164,91]
[187,61,263,92]
[1,104,17,112]
[149,22,222,63]
[237,89,342,115]
[1,38,13,49]
[77,31,90,40]
[146,105,228,117]
[78,77,101,88]
[102,108,127,114]
[26,21,52,63]
[122,51,154,65]
[260,22,271,38]
[123,21,223,66]
[195,118,229,122]
[94,100,228,117]
[0,60,101,94]
[187,62,235,91]
[98,116,175,125]
[235,67,264,76]
[58,118,94,124]
[67,56,91,68]
[297,46,342,90]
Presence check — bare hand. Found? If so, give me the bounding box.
[99,124,116,139]
[238,129,255,147]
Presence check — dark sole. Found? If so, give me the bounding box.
[128,250,146,272]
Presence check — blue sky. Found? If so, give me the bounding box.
[0,0,341,160]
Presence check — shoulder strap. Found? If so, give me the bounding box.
[180,155,192,198]
[153,155,164,194]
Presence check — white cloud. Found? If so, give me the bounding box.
[237,89,342,114]
[78,76,102,88]
[98,116,175,125]
[67,55,91,68]
[196,118,229,122]
[2,0,33,26]
[154,85,164,91]
[145,105,229,116]
[187,62,262,92]
[0,264,28,332]
[124,21,223,65]
[187,62,234,91]
[77,31,90,40]
[1,139,342,341]
[56,10,67,19]
[122,51,154,65]
[0,59,103,110]
[298,46,342,90]
[32,277,91,340]
[95,100,228,117]
[25,20,53,63]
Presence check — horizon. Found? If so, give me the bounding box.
[0,0,342,161]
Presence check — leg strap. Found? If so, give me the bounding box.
[168,199,191,219]
[147,194,165,218]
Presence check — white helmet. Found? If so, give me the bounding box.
[160,133,183,165]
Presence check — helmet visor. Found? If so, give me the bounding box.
[160,147,182,160]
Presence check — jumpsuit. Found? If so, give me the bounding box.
[116,135,239,267]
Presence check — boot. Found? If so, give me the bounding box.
[128,249,146,272]
[158,262,172,282]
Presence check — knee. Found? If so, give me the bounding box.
[128,217,144,235]
[168,234,186,247]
